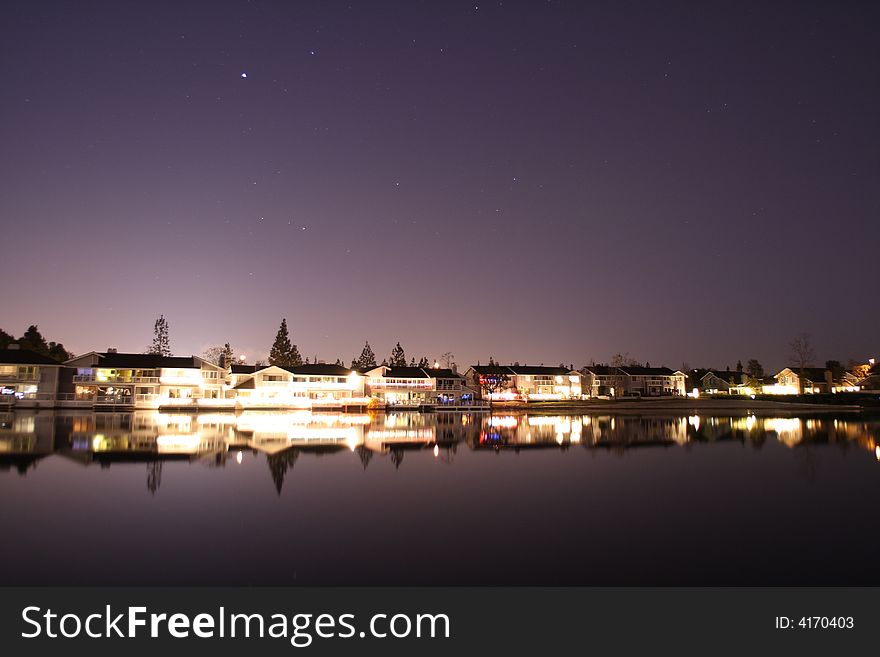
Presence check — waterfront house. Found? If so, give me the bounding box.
[616,366,686,397]
[764,367,861,395]
[465,365,583,401]
[581,365,685,397]
[0,346,67,408]
[231,363,367,410]
[65,351,228,409]
[363,366,475,407]
[689,369,752,395]
[582,365,629,398]
[856,363,880,391]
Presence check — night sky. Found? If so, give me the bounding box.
[2,0,877,370]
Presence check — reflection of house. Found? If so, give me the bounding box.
[0,346,67,408]
[65,351,228,409]
[464,365,583,400]
[764,367,860,395]
[364,366,475,407]
[232,364,367,410]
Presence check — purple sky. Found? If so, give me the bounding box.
[2,1,877,371]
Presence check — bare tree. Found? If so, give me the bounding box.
[611,352,641,367]
[789,332,816,393]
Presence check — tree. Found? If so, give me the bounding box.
[417,356,430,368]
[848,359,871,381]
[268,318,302,367]
[352,340,377,369]
[204,343,234,366]
[735,360,743,373]
[47,341,72,362]
[19,325,48,355]
[409,356,416,367]
[149,315,172,356]
[745,359,764,380]
[789,333,815,370]
[0,328,13,349]
[440,351,455,369]
[389,342,406,367]
[789,332,815,393]
[611,352,640,367]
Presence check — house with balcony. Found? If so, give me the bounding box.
[465,365,583,401]
[363,366,475,407]
[65,351,228,409]
[0,346,68,408]
[617,366,686,397]
[231,363,367,410]
[582,365,628,398]
[581,365,685,397]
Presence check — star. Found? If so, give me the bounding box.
[240,72,248,78]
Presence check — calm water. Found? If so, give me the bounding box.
[2,410,879,585]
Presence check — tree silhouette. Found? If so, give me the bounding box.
[356,445,373,470]
[389,342,406,367]
[147,461,162,494]
[352,341,377,369]
[266,448,300,495]
[269,318,302,367]
[149,315,172,356]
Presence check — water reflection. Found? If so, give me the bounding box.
[2,410,879,493]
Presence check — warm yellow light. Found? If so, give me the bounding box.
[236,451,243,464]
[433,444,439,457]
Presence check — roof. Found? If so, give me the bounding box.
[233,378,256,390]
[231,364,257,374]
[700,369,745,383]
[95,353,199,369]
[507,365,572,375]
[382,367,434,379]
[779,367,830,381]
[0,349,63,366]
[469,365,514,376]
[469,364,574,376]
[583,365,621,376]
[283,364,353,376]
[617,366,676,376]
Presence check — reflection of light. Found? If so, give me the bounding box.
[236,451,243,464]
[433,444,439,457]
[156,435,202,452]
[875,446,880,462]
[746,414,756,430]
[488,416,518,428]
[688,415,700,431]
[765,418,803,447]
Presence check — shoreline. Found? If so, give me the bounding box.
[484,398,867,415]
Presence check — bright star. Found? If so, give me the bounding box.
[240,72,248,78]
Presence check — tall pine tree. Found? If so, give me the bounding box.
[269,318,302,367]
[149,315,172,356]
[352,340,377,369]
[389,341,407,367]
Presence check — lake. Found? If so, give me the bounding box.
[1,409,879,585]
